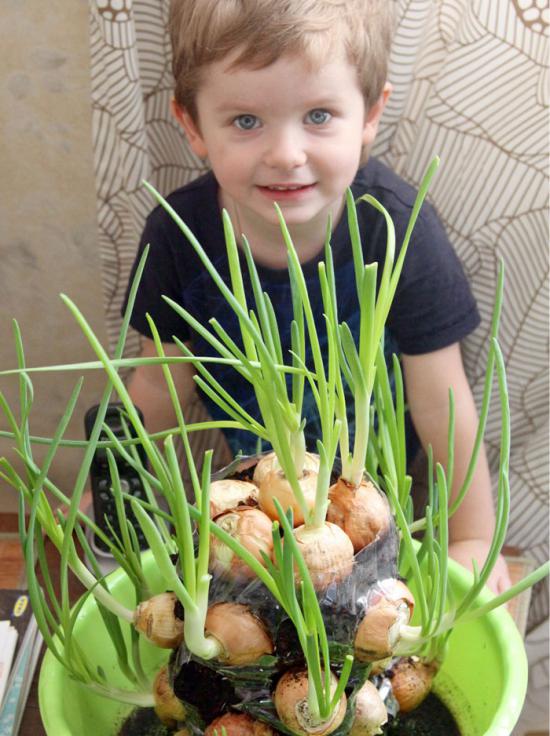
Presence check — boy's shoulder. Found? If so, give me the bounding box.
[350,157,448,255]
[145,170,220,239]
[354,157,422,212]
[141,169,231,270]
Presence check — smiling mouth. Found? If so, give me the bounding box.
[259,183,315,192]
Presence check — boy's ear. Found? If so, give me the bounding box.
[171,99,208,159]
[362,82,392,147]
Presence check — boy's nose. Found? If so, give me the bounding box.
[263,129,307,170]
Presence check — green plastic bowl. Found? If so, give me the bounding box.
[39,552,527,736]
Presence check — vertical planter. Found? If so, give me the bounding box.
[38,551,527,736]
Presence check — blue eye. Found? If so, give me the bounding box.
[233,114,260,130]
[306,109,331,125]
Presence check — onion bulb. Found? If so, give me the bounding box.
[134,592,183,648]
[205,712,275,736]
[259,467,318,526]
[327,477,391,553]
[293,522,354,590]
[388,656,437,712]
[153,665,187,727]
[274,669,347,736]
[349,680,387,736]
[210,507,273,578]
[253,451,320,485]
[209,478,259,518]
[205,602,273,665]
[355,580,414,661]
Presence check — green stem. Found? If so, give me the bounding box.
[85,683,155,707]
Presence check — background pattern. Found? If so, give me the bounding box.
[89,1,549,731]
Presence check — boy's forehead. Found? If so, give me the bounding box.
[197,49,362,107]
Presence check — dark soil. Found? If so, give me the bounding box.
[117,707,171,736]
[171,657,239,724]
[118,692,460,736]
[383,694,461,735]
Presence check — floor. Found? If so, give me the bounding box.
[0,513,26,588]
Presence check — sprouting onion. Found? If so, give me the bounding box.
[2,311,352,728]
[1,159,548,731]
[368,262,550,666]
[142,181,352,590]
[260,501,353,733]
[323,160,440,555]
[18,452,155,705]
[141,185,314,517]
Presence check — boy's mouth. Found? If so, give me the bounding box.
[257,183,316,197]
[264,184,311,191]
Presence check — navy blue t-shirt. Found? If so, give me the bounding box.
[125,158,480,458]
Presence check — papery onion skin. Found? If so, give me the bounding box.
[153,665,187,727]
[134,592,184,648]
[374,579,415,613]
[253,451,320,486]
[258,468,318,526]
[388,657,438,713]
[274,669,347,736]
[293,522,354,590]
[354,580,415,661]
[205,712,275,736]
[205,602,274,665]
[210,506,274,579]
[209,479,259,518]
[350,680,388,736]
[327,477,391,553]
[355,603,401,661]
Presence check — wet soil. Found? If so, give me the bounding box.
[383,694,461,735]
[118,692,460,736]
[117,707,171,736]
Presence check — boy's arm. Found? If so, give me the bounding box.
[126,336,198,436]
[401,343,511,594]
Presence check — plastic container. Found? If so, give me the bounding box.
[38,551,527,736]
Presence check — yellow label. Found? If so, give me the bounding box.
[13,595,29,617]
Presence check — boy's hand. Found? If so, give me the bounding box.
[448,539,511,595]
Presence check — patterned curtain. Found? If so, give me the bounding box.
[376,0,549,623]
[89,2,549,731]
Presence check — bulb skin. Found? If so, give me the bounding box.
[388,657,437,713]
[354,579,415,661]
[209,478,259,518]
[134,592,184,649]
[327,477,391,553]
[274,669,347,736]
[205,712,275,736]
[350,680,388,736]
[259,468,318,526]
[153,665,187,727]
[210,506,274,579]
[253,451,320,485]
[292,522,355,590]
[205,602,274,665]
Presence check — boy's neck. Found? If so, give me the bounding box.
[220,191,346,270]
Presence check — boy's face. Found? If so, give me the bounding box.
[174,51,389,257]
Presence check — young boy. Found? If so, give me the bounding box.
[124,0,510,593]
